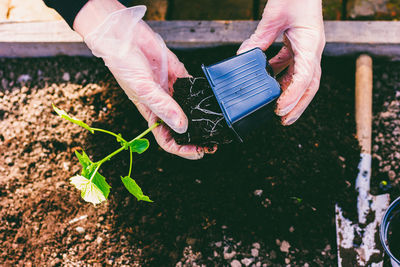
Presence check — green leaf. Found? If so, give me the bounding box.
[52,104,94,133]
[74,150,93,176]
[70,175,109,205]
[121,176,152,202]
[129,139,149,154]
[91,171,111,199]
[72,150,111,203]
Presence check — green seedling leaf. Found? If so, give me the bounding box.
[53,104,94,133]
[129,138,149,154]
[75,150,94,176]
[91,171,111,199]
[121,176,152,202]
[70,175,109,205]
[72,150,111,204]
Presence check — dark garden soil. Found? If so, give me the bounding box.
[1,46,387,267]
[370,60,400,266]
[172,77,234,146]
[371,60,400,197]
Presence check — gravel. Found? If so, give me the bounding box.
[371,60,400,196]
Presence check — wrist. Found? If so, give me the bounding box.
[73,0,125,38]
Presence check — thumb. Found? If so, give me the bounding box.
[237,14,284,54]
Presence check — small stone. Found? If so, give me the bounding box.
[84,234,93,241]
[280,240,291,253]
[62,72,70,81]
[388,170,396,180]
[383,165,391,172]
[17,74,31,83]
[215,241,222,247]
[289,226,295,233]
[241,258,253,266]
[285,258,290,264]
[230,260,241,267]
[62,162,70,171]
[1,78,8,89]
[21,86,29,94]
[50,258,62,266]
[251,248,259,257]
[75,72,83,81]
[254,189,263,196]
[5,157,13,166]
[252,242,260,249]
[96,236,103,245]
[224,251,236,260]
[75,226,85,234]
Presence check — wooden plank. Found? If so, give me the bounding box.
[0,0,8,21]
[1,20,400,58]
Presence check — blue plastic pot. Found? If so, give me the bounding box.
[380,196,400,267]
[202,48,281,142]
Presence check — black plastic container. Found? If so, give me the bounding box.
[380,196,400,267]
[201,48,281,141]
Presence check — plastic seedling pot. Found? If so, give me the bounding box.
[381,196,400,267]
[201,48,281,142]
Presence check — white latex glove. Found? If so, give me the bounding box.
[83,6,206,160]
[238,0,325,125]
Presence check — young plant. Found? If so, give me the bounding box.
[52,104,159,205]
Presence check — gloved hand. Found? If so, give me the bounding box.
[238,0,325,125]
[82,6,206,160]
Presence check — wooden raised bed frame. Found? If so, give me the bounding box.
[1,21,400,58]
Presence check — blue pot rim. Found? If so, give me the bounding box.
[380,196,400,264]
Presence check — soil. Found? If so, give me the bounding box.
[370,60,400,266]
[172,77,234,146]
[0,47,364,266]
[371,60,400,198]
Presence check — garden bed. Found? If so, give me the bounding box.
[0,46,392,266]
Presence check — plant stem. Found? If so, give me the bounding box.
[89,164,101,182]
[91,128,127,143]
[97,146,125,165]
[128,148,133,177]
[128,121,160,145]
[95,121,160,166]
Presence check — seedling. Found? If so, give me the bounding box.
[52,104,159,205]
